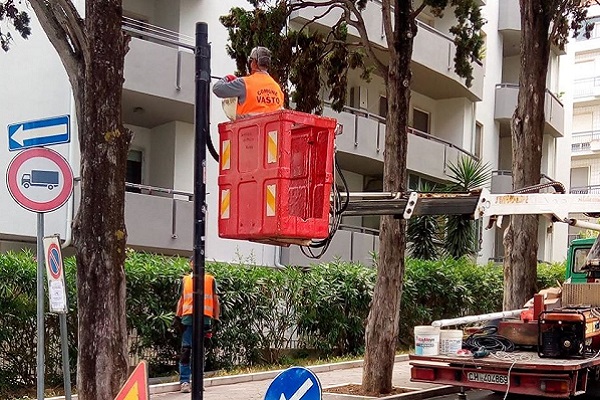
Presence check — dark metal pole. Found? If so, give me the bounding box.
[193,22,210,400]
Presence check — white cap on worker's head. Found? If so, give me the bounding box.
[249,46,272,71]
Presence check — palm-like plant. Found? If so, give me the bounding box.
[443,157,492,259]
[407,182,443,260]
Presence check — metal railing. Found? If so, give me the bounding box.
[570,185,600,194]
[571,130,600,152]
[574,76,600,99]
[125,182,194,201]
[329,103,477,161]
[338,223,380,236]
[121,16,194,51]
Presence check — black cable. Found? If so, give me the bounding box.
[463,326,516,353]
[301,152,348,259]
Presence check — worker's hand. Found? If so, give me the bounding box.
[224,74,237,82]
[171,316,183,334]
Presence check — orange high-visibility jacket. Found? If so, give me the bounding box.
[176,273,217,319]
[237,72,284,117]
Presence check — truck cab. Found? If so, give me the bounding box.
[566,237,596,283]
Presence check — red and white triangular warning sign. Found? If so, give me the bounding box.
[114,361,148,400]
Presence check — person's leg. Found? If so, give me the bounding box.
[179,324,192,387]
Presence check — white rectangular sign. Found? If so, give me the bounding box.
[43,235,68,313]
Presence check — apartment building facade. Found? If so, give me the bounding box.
[0,0,571,265]
[569,4,600,242]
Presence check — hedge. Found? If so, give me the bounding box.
[0,251,565,395]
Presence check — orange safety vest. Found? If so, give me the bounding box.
[178,273,216,319]
[237,72,284,117]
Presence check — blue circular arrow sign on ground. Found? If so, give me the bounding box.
[264,367,322,400]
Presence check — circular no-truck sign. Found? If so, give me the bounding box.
[6,147,74,213]
[47,242,63,280]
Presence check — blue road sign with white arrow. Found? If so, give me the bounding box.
[264,367,322,400]
[8,115,70,151]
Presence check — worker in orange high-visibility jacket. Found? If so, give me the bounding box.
[212,46,285,118]
[175,258,220,393]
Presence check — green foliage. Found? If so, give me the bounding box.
[297,260,376,355]
[0,0,31,51]
[424,0,485,87]
[407,182,443,260]
[0,250,566,395]
[219,0,370,113]
[443,157,492,259]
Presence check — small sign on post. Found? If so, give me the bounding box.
[8,115,70,151]
[43,235,67,313]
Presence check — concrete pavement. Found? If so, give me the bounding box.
[149,356,455,400]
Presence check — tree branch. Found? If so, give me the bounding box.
[342,0,387,76]
[381,0,393,50]
[29,0,85,93]
[411,2,427,20]
[297,4,340,36]
[289,0,341,13]
[54,0,88,60]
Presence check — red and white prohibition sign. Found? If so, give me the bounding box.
[6,147,74,213]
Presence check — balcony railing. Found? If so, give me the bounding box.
[571,185,600,194]
[495,83,564,137]
[282,224,379,267]
[491,170,560,194]
[574,76,600,99]
[572,131,600,152]
[121,17,194,50]
[73,180,194,252]
[328,103,477,160]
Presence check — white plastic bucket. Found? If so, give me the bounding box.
[414,326,440,356]
[440,329,463,355]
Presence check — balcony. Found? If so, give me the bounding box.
[574,76,600,102]
[490,170,560,194]
[322,105,477,181]
[281,225,379,267]
[498,0,520,33]
[494,84,564,138]
[572,131,600,153]
[122,17,195,128]
[290,2,484,100]
[74,181,193,254]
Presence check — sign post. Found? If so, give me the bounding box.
[43,235,72,400]
[6,146,74,400]
[192,21,210,400]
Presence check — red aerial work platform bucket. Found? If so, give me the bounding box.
[217,110,337,245]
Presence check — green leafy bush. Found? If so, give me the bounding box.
[0,250,567,396]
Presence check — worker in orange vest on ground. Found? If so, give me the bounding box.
[175,258,220,393]
[212,46,285,118]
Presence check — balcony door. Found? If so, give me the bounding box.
[412,108,430,134]
[127,149,143,193]
[570,167,589,192]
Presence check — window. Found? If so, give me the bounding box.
[378,96,387,118]
[126,150,143,193]
[413,108,430,133]
[473,122,483,159]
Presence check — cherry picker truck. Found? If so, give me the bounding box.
[341,187,600,398]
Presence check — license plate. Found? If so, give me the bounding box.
[467,372,508,385]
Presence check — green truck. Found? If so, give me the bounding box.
[566,237,596,283]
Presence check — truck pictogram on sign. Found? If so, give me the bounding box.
[21,170,59,190]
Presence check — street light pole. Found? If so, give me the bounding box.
[193,21,210,400]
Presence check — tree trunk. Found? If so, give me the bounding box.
[362,2,415,393]
[71,2,132,399]
[503,0,551,311]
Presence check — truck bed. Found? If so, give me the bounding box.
[409,352,600,398]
